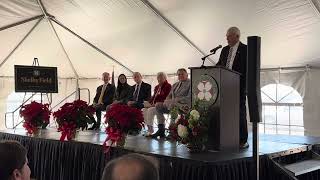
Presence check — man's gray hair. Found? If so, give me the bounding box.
[227,27,241,36]
[133,72,142,78]
[102,72,110,76]
[157,72,167,80]
[102,153,159,180]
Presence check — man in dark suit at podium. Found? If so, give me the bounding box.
[216,27,248,149]
[90,72,115,130]
[127,72,151,109]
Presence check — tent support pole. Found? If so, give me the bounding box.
[0,17,43,68]
[37,0,80,97]
[140,0,216,64]
[309,0,320,18]
[49,17,134,74]
[0,15,44,32]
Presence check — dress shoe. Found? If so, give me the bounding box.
[88,126,96,130]
[239,142,249,149]
[150,130,165,139]
[88,124,100,130]
[151,124,165,139]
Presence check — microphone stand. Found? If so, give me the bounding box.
[201,50,218,67]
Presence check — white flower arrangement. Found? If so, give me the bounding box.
[189,110,200,121]
[177,124,189,138]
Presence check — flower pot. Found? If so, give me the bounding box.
[29,128,42,137]
[70,130,79,140]
[186,143,205,153]
[115,134,127,147]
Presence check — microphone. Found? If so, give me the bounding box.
[210,45,222,53]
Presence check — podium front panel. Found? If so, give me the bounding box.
[190,66,240,151]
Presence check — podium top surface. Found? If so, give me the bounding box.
[188,65,241,75]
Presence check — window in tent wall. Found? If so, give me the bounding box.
[6,92,43,129]
[260,84,304,135]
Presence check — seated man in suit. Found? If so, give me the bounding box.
[152,68,191,138]
[127,72,151,109]
[90,72,115,130]
[216,26,248,149]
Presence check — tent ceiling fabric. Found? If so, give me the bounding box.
[0,20,76,77]
[1,0,320,78]
[0,0,41,27]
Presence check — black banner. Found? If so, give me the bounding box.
[14,65,58,93]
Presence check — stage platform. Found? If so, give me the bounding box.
[1,129,320,180]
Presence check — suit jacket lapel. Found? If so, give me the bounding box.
[235,42,242,60]
[138,82,142,99]
[234,48,240,65]
[232,42,243,69]
[103,84,110,96]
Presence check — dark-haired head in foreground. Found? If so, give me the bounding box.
[0,140,31,180]
[102,153,159,180]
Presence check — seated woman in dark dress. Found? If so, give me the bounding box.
[112,74,131,105]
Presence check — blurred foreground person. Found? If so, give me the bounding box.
[0,140,31,180]
[101,153,159,180]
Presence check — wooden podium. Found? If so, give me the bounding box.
[189,66,240,151]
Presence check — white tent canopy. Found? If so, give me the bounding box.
[1,0,320,135]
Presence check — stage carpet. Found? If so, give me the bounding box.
[1,129,320,180]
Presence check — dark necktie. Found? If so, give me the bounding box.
[226,47,233,69]
[133,84,140,101]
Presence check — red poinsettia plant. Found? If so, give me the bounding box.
[104,104,144,148]
[20,101,51,134]
[169,101,209,149]
[53,99,95,141]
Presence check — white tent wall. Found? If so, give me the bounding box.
[0,78,77,130]
[304,69,320,136]
[259,68,320,136]
[0,78,14,129]
[78,79,100,104]
[260,70,306,97]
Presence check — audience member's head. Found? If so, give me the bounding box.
[177,68,188,81]
[226,26,240,46]
[102,72,111,84]
[117,74,127,86]
[157,72,167,85]
[0,141,31,180]
[102,153,159,180]
[133,72,142,84]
